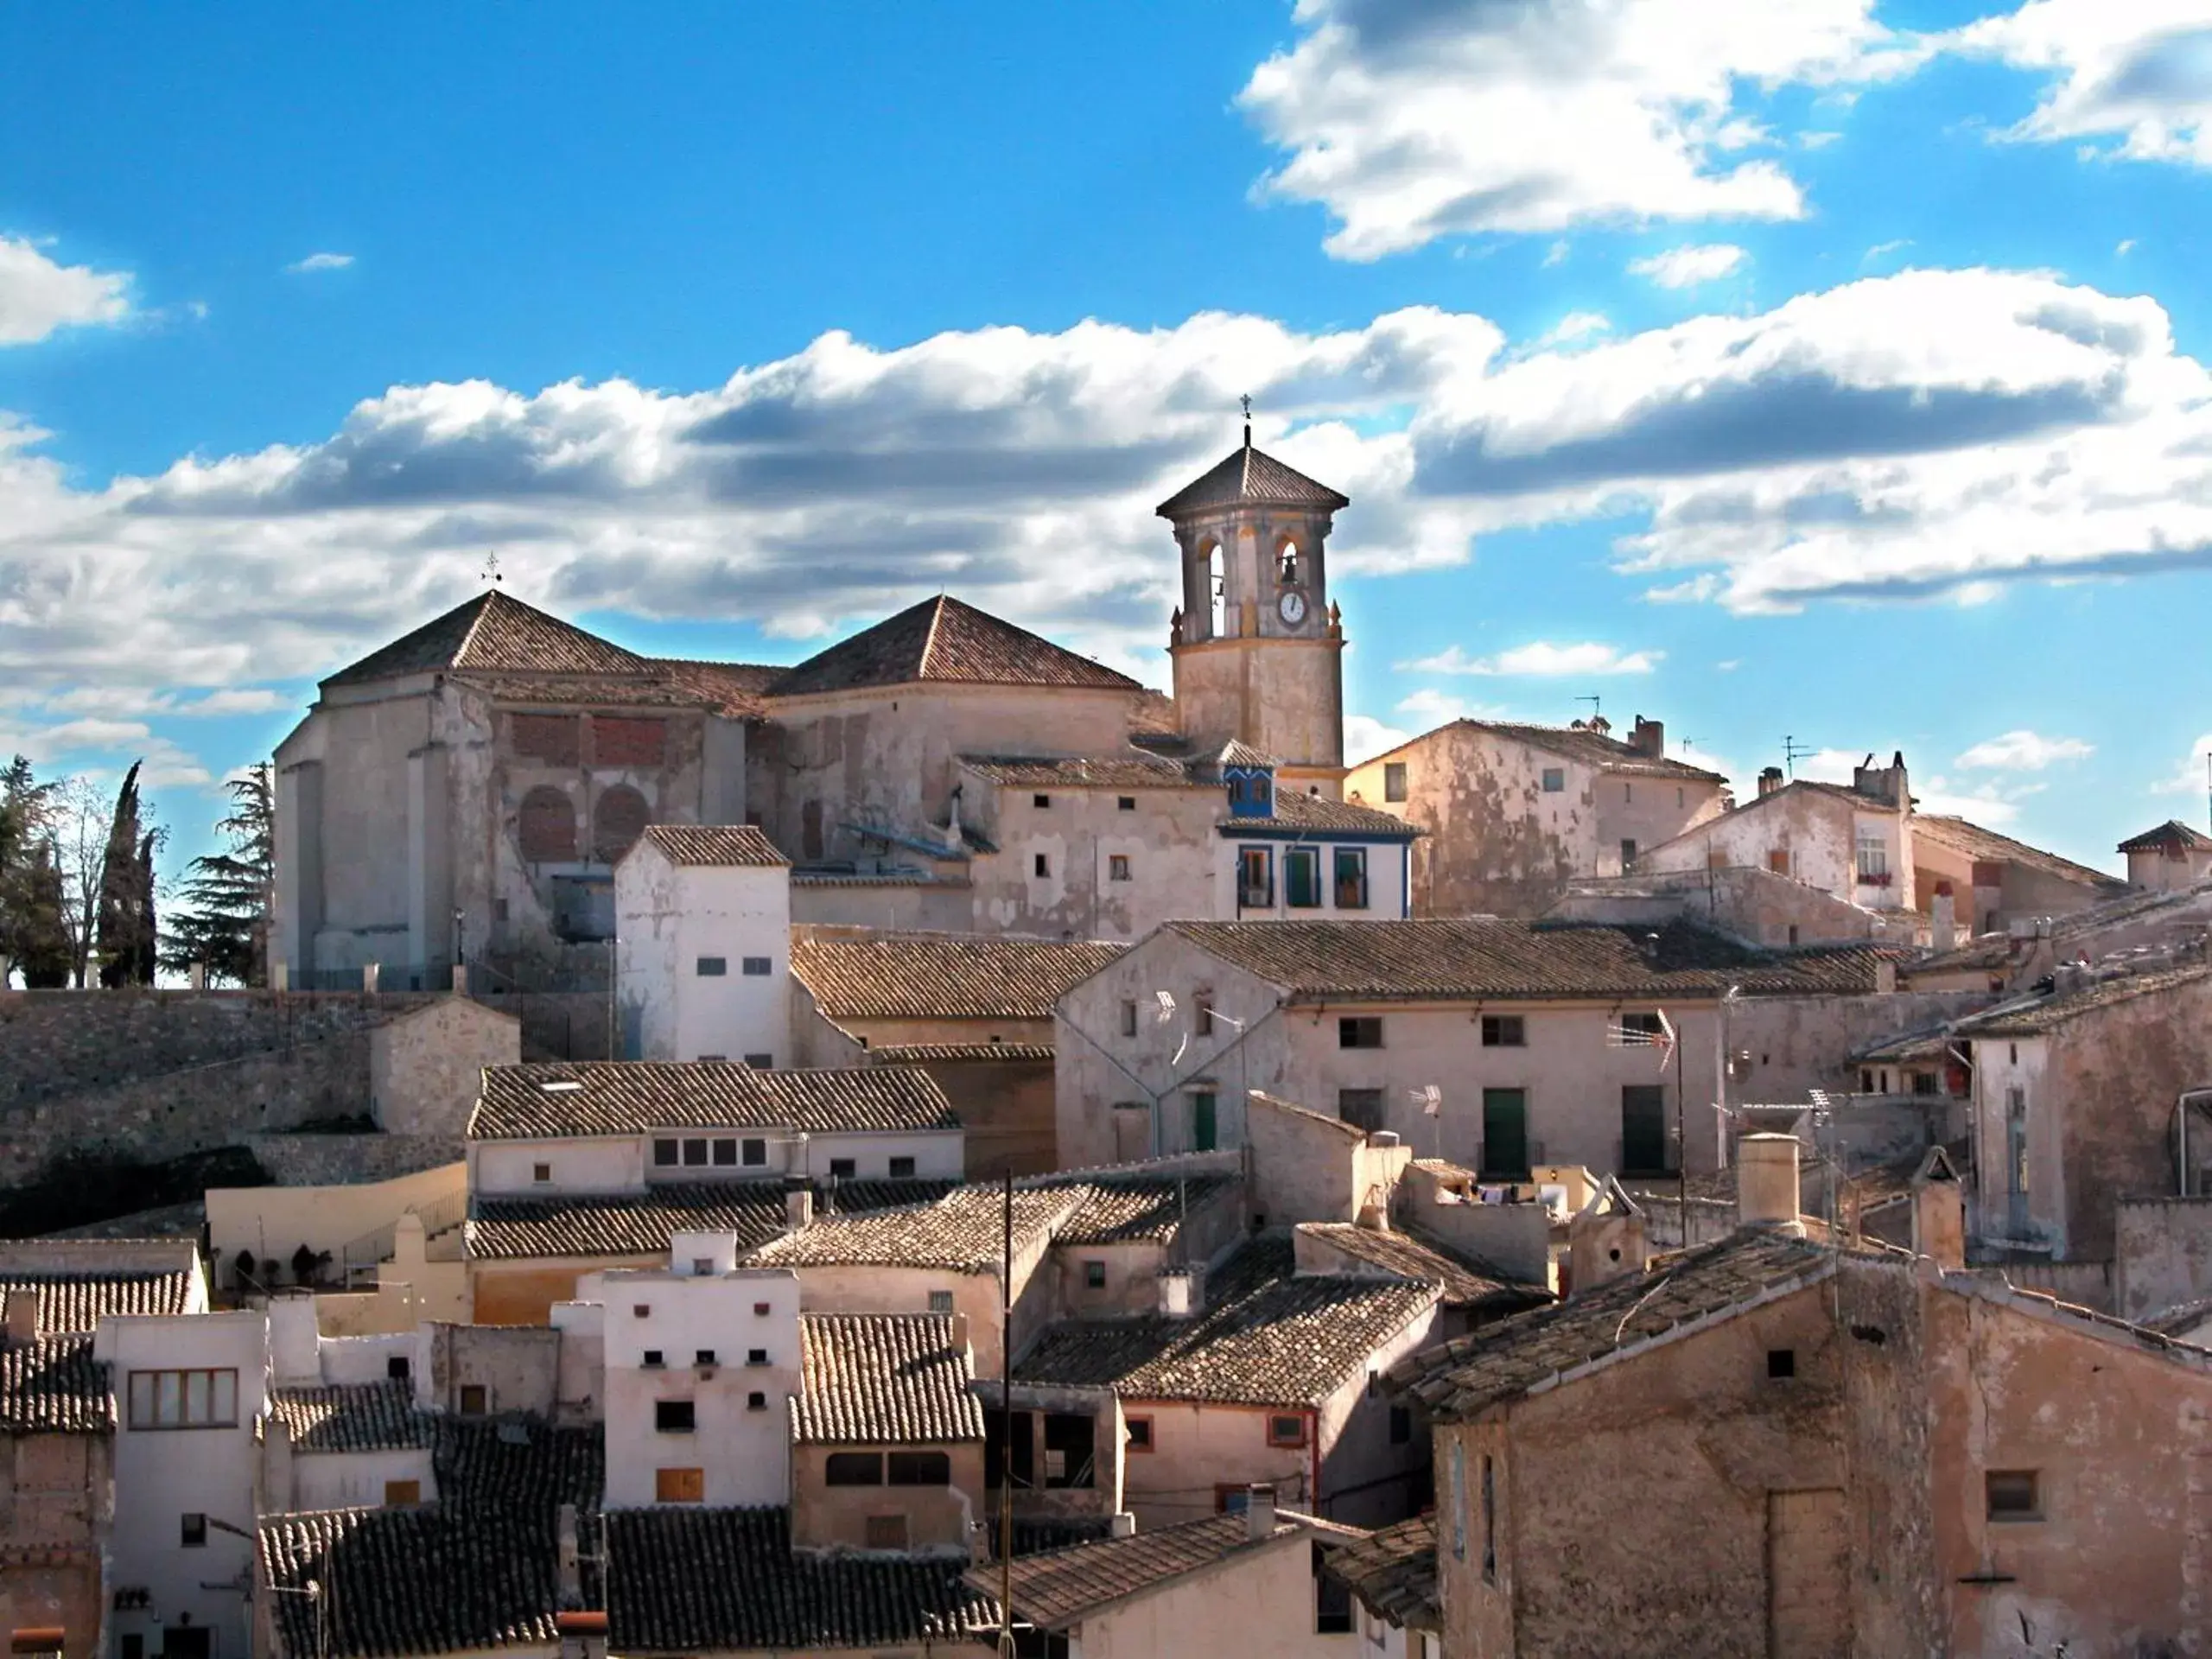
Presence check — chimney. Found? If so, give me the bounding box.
[1158,1266,1202,1319]
[1736,1134,1804,1234]
[1629,716,1664,760]
[1567,1181,1648,1294]
[1931,885,1956,952]
[1758,766,1784,798]
[556,1611,607,1659]
[1109,1512,1137,1539]
[784,1179,813,1232]
[948,1311,970,1357]
[1244,1484,1277,1541]
[10,1631,64,1659]
[557,1503,582,1606]
[1910,1147,1966,1269]
[3,1289,38,1346]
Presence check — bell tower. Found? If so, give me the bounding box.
[1158,423,1350,797]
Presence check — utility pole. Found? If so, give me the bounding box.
[999,1166,1016,1659]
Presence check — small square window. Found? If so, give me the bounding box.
[655,1466,704,1504]
[742,1137,767,1165]
[1541,767,1564,792]
[1987,1470,2041,1521]
[1117,796,1136,811]
[652,1139,679,1167]
[656,1400,696,1433]
[642,1349,664,1369]
[1126,1416,1154,1452]
[1339,1016,1384,1050]
[691,1257,715,1275]
[1033,793,1052,809]
[696,1349,716,1365]
[384,1478,421,1509]
[1084,1260,1107,1289]
[634,1303,652,1319]
[1268,1414,1308,1448]
[711,1138,738,1166]
[747,1390,767,1411]
[682,1138,709,1166]
[697,1052,725,1062]
[459,1384,488,1415]
[830,1158,857,1179]
[696,957,728,976]
[122,1636,143,1659]
[747,1348,770,1366]
[1109,854,1132,882]
[741,956,772,976]
[928,1290,956,1314]
[1767,1349,1796,1380]
[753,1301,772,1317]
[386,1356,410,1382]
[181,1512,207,1548]
[1034,852,1051,878]
[890,1156,917,1179]
[532,1161,551,1183]
[743,1052,773,1069]
[1481,1014,1525,1048]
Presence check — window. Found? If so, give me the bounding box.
[1191,1090,1218,1152]
[753,1301,772,1316]
[1334,847,1369,909]
[1338,1089,1384,1131]
[656,1400,696,1433]
[642,1350,664,1369]
[741,956,772,976]
[696,1348,717,1365]
[1389,1404,1413,1445]
[386,1356,410,1382]
[747,1348,769,1366]
[1194,993,1215,1037]
[1339,1016,1383,1049]
[888,1450,952,1485]
[1384,761,1408,803]
[865,1514,911,1550]
[1033,852,1051,878]
[1624,783,1633,803]
[532,1161,551,1184]
[890,1156,917,1179]
[1856,835,1889,882]
[825,1452,885,1486]
[1481,1014,1525,1048]
[747,1391,767,1411]
[1449,1443,1466,1561]
[1787,925,1799,946]
[696,957,728,977]
[1238,846,1274,907]
[181,1512,207,1548]
[1083,1260,1108,1289]
[634,1302,653,1319]
[829,1157,857,1179]
[743,1052,772,1069]
[653,1139,679,1167]
[1619,838,1637,870]
[126,1369,239,1429]
[384,1479,420,1509]
[1481,1455,1497,1583]
[655,1466,704,1503]
[1118,796,1136,811]
[1768,848,1791,875]
[1125,1416,1154,1452]
[1315,1542,1355,1633]
[1619,1011,1664,1039]
[1911,1071,1938,1097]
[1541,767,1564,792]
[1986,1470,2041,1522]
[1033,793,1052,809]
[742,1138,767,1166]
[1767,1349,1796,1380]
[459,1384,488,1415]
[928,1290,956,1314]
[1120,999,1138,1038]
[683,1138,709,1166]
[709,1138,737,1167]
[1108,854,1132,882]
[1285,847,1322,908]
[1268,1414,1308,1448]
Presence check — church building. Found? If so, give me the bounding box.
[269,437,1416,983]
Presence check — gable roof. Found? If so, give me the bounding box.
[768,595,1141,698]
[790,1313,986,1446]
[1155,443,1350,519]
[630,824,789,869]
[267,1381,429,1453]
[791,931,1126,1022]
[324,591,650,687]
[982,1511,1307,1630]
[0,1335,111,1434]
[1295,1223,1548,1316]
[1325,1513,1440,1632]
[1912,815,2125,892]
[1952,963,2212,1037]
[752,1186,1081,1275]
[2120,818,2212,855]
[1363,719,1724,784]
[469,1063,958,1141]
[1390,1230,1834,1420]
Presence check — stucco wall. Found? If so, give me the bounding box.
[1122,1400,1316,1529]
[964,773,1222,942]
[613,847,790,1064]
[1073,1529,1359,1659]
[2115,1196,2212,1321]
[790,1441,984,1551]
[207,1160,465,1274]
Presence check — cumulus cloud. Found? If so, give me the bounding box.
[286,252,355,274]
[2156,733,2212,794]
[1344,713,1414,765]
[1238,0,1919,257]
[1630,244,1748,288]
[1955,728,2094,769]
[1949,1,2212,166]
[1533,311,1612,349]
[1402,642,1663,677]
[0,236,132,345]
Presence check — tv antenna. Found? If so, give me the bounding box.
[1575,695,1602,723]
[1783,734,1816,779]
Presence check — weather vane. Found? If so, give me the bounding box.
[481,550,504,587]
[1241,393,1252,446]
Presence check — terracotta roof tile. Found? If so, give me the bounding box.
[631,824,789,868]
[649,658,785,719]
[1295,1224,1549,1314]
[790,1313,986,1445]
[467,1184,789,1262]
[791,931,1125,1022]
[1953,963,2212,1037]
[753,1186,1081,1274]
[1912,815,2126,893]
[1155,444,1350,518]
[769,596,1140,698]
[984,1512,1306,1628]
[469,1063,957,1141]
[325,591,649,687]
[1325,1513,1440,1631]
[867,1042,1057,1064]
[0,1336,110,1434]
[1015,1236,1438,1406]
[268,1382,430,1452]
[2120,819,2212,855]
[960,753,1205,790]
[0,1264,198,1333]
[605,1507,999,1652]
[1220,792,1421,839]
[1032,1173,1240,1246]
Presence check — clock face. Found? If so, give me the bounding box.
[1278,588,1308,626]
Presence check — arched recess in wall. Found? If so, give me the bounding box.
[1275,534,1300,587]
[518,785,577,862]
[593,785,651,864]
[1204,539,1227,639]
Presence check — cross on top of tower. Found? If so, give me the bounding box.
[1241,393,1252,448]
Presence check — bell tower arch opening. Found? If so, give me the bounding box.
[1205,538,1229,640]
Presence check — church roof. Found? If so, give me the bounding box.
[1155,442,1350,520]
[325,591,650,687]
[767,595,1141,698]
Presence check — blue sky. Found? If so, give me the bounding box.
[6,0,2212,876]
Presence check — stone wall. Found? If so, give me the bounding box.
[239,1133,461,1188]
[2116,1195,2212,1321]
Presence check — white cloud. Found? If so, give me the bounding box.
[1531,311,1612,351]
[1912,779,2024,825]
[2118,238,2139,255]
[1800,130,1846,148]
[1394,687,1503,725]
[1863,238,1913,263]
[1630,244,1748,288]
[177,688,295,716]
[1400,642,1663,677]
[1948,1,2212,167]
[286,252,355,274]
[1543,240,1571,268]
[0,236,131,345]
[1238,0,1921,257]
[1955,728,2094,769]
[2156,733,2212,794]
[1344,713,1413,766]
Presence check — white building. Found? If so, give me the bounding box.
[614,825,792,1064]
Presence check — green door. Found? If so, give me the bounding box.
[1622,1085,1669,1173]
[1192,1091,1218,1153]
[1481,1089,1528,1179]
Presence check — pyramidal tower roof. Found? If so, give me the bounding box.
[768,594,1141,698]
[1154,435,1350,521]
[323,590,649,687]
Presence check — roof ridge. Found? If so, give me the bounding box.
[918,594,948,679]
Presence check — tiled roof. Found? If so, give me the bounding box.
[790,1313,986,1446]
[769,595,1141,698]
[469,1063,958,1141]
[1390,1230,1835,1420]
[0,1336,111,1434]
[630,823,789,868]
[2140,1295,2212,1338]
[753,1186,1081,1274]
[1222,792,1421,839]
[1160,917,1894,1003]
[1155,442,1350,518]
[324,591,650,687]
[0,1267,198,1333]
[1901,936,2012,977]
[791,931,1126,1022]
[1325,1514,1440,1631]
[961,753,1205,791]
[650,658,785,719]
[1367,719,1724,783]
[268,1382,430,1453]
[1953,963,2212,1037]
[604,1507,999,1653]
[2120,819,2212,855]
[868,1042,1057,1065]
[1030,1172,1240,1246]
[467,1184,790,1262]
[1912,815,2126,892]
[984,1512,1305,1629]
[434,1414,605,1515]
[1015,1236,1438,1406]
[1850,1026,1957,1064]
[1296,1224,1548,1315]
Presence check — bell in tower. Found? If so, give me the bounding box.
[1156,418,1351,798]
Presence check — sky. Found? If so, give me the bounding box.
[6,0,2212,878]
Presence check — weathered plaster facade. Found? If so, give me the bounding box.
[613,834,791,1064]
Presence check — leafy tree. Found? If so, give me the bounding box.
[0,757,71,988]
[162,763,275,986]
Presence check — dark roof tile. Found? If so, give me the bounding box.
[1325,1514,1440,1631]
[0,1336,110,1434]
[1295,1224,1548,1314]
[985,1512,1305,1628]
[770,596,1140,698]
[469,1063,957,1141]
[630,824,789,868]
[325,591,648,687]
[791,932,1125,1022]
[1155,444,1349,518]
[1913,815,2126,893]
[268,1382,430,1453]
[1953,963,2212,1037]
[791,1313,986,1445]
